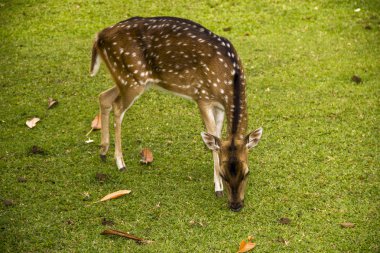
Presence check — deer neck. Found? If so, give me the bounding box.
[225,67,248,140]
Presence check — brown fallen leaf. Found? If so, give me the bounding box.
[98,190,131,202]
[26,117,40,128]
[47,97,58,109]
[91,114,102,130]
[340,222,355,228]
[140,148,153,164]
[86,114,102,136]
[238,238,256,253]
[101,229,153,244]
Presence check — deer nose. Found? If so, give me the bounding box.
[229,201,244,212]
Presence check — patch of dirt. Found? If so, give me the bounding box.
[95,173,109,183]
[101,218,115,226]
[29,145,45,155]
[279,217,291,225]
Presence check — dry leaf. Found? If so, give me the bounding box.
[47,97,58,109]
[86,114,102,136]
[98,190,131,202]
[91,114,102,130]
[238,240,256,252]
[140,148,153,164]
[26,117,40,128]
[238,236,256,253]
[340,222,355,228]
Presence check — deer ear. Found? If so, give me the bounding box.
[245,127,263,150]
[201,132,221,151]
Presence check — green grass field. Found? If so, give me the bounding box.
[1,0,379,252]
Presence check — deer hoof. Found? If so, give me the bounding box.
[215,191,223,197]
[119,167,126,172]
[100,154,107,162]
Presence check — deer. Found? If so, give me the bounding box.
[90,16,263,211]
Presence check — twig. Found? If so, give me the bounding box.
[85,128,94,137]
[101,229,153,244]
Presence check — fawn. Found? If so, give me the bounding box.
[90,16,263,211]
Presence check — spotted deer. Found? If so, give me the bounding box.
[90,16,263,211]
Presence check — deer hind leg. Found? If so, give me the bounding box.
[198,101,225,197]
[113,86,145,171]
[99,86,119,161]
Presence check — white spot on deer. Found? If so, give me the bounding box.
[132,52,136,57]
[220,89,225,94]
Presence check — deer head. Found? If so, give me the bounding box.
[202,127,263,211]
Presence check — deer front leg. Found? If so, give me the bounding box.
[99,86,119,161]
[213,106,225,197]
[198,101,224,197]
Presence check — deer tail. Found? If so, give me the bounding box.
[90,34,101,77]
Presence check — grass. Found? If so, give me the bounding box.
[0,0,379,252]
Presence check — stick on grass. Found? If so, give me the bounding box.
[101,229,153,244]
